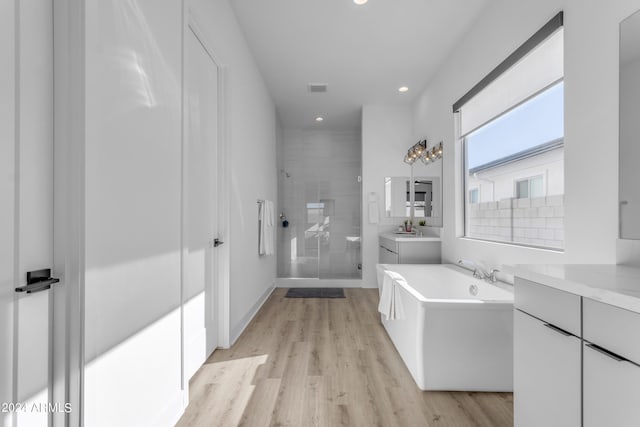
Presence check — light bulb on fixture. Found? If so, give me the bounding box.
[398,86,409,93]
[315,117,324,122]
[354,0,368,5]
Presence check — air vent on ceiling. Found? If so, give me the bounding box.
[308,83,328,93]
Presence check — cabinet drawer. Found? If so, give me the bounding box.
[583,298,640,365]
[379,236,398,253]
[514,278,581,336]
[379,246,399,264]
[584,342,640,427]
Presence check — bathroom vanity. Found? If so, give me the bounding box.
[505,264,640,427]
[378,232,441,264]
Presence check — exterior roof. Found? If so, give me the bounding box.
[469,138,564,174]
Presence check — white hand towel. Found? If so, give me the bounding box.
[367,192,379,224]
[378,270,406,321]
[258,201,266,256]
[265,200,275,255]
[368,201,379,224]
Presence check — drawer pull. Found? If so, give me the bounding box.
[586,343,625,362]
[543,323,573,337]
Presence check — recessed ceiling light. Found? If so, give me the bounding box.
[398,86,409,93]
[315,117,324,122]
[354,0,368,4]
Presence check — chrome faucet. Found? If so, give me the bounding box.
[458,259,500,283]
[458,259,486,279]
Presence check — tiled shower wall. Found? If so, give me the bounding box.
[278,130,362,278]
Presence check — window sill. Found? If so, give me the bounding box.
[457,236,565,253]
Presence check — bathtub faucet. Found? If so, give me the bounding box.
[458,259,499,283]
[457,259,487,280]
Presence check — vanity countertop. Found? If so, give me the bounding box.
[503,264,640,314]
[379,232,442,243]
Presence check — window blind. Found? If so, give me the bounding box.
[454,13,564,137]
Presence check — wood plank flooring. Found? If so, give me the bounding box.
[176,288,513,427]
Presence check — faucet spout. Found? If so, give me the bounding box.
[458,259,487,280]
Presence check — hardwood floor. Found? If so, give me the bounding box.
[176,288,513,427]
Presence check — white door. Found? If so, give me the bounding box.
[183,25,220,380]
[1,2,56,427]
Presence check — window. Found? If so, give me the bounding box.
[516,176,544,199]
[455,13,564,250]
[469,188,479,204]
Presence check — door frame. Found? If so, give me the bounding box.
[181,9,231,390]
[52,0,86,425]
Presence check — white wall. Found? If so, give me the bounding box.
[83,1,183,425]
[80,0,279,425]
[361,105,413,287]
[407,0,640,270]
[188,0,279,342]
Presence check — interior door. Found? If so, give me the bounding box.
[1,1,55,426]
[184,25,219,380]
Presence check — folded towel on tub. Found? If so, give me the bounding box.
[378,270,406,321]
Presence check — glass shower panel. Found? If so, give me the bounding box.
[278,130,361,279]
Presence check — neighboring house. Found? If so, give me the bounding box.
[466,138,565,249]
[467,138,564,203]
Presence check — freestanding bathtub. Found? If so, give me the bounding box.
[376,263,514,392]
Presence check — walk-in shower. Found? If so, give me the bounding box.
[277,130,362,281]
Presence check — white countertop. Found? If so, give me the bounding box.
[379,232,442,242]
[502,264,640,314]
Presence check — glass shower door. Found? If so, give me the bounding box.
[278,130,361,280]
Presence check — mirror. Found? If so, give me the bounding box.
[620,9,640,239]
[384,172,442,226]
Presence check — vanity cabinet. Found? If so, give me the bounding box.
[513,275,640,427]
[378,234,441,264]
[514,279,581,427]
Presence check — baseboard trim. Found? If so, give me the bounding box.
[229,285,274,346]
[152,389,187,427]
[274,278,363,288]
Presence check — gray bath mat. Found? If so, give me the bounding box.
[285,288,345,298]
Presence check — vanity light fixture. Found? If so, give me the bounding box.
[420,141,444,165]
[404,140,427,164]
[315,116,324,122]
[398,86,409,93]
[403,140,443,165]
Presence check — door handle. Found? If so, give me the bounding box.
[543,323,573,337]
[15,268,60,294]
[213,238,224,247]
[585,343,626,362]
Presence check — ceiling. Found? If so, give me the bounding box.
[230,0,491,131]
